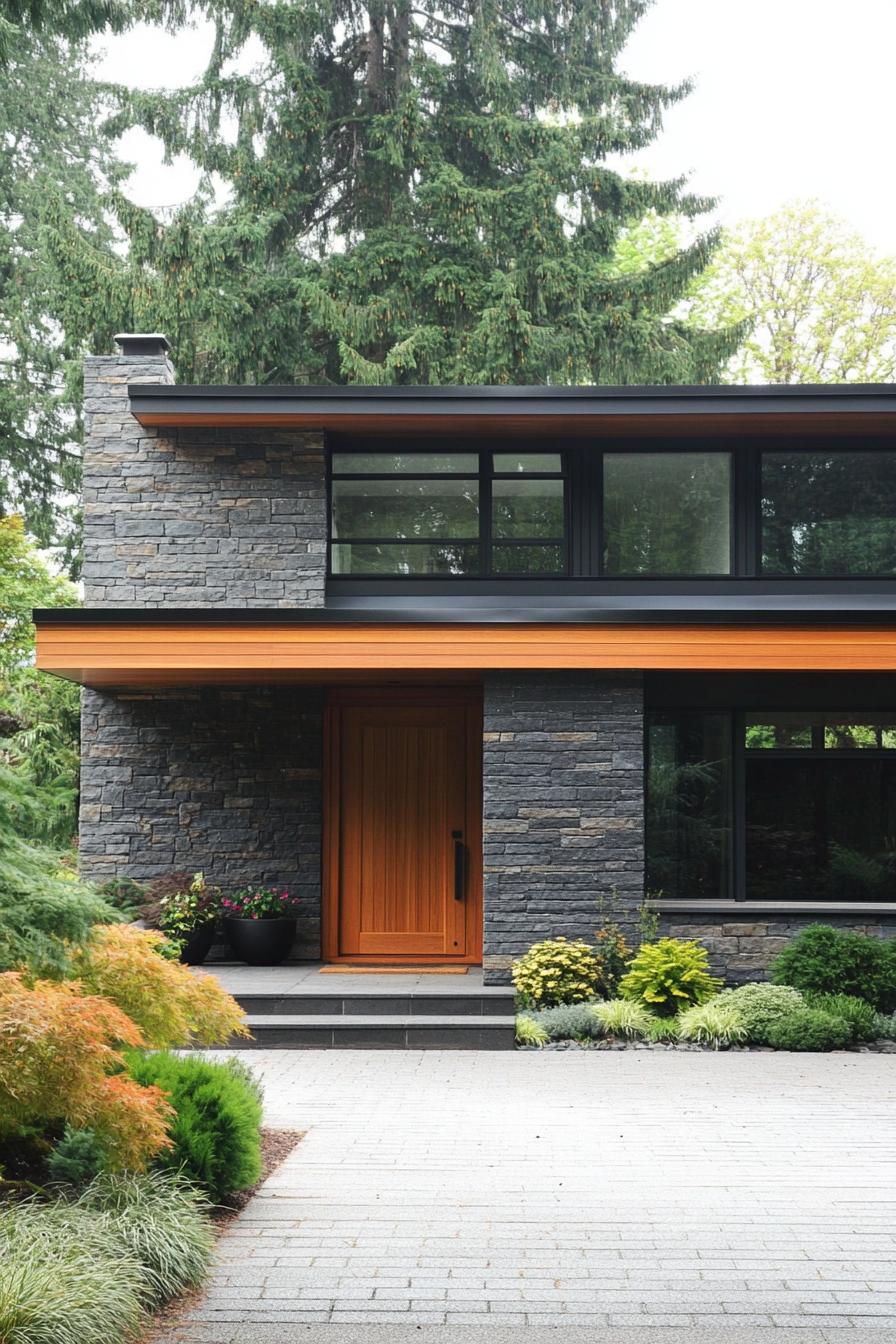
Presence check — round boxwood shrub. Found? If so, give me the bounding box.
[764,1007,852,1052]
[126,1051,262,1204]
[770,924,896,1012]
[511,937,602,1007]
[716,983,806,1044]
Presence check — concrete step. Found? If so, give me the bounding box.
[234,1013,517,1050]
[234,990,515,1017]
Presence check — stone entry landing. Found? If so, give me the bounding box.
[204,963,516,1049]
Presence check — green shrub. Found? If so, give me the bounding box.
[591,998,656,1039]
[619,938,721,1017]
[515,1015,549,1047]
[644,1015,680,1042]
[872,1010,896,1040]
[771,923,896,1011]
[529,1001,604,1041]
[47,1127,106,1188]
[126,1051,262,1203]
[765,1007,852,1052]
[511,937,602,1007]
[804,992,878,1043]
[677,999,747,1048]
[716,983,805,1044]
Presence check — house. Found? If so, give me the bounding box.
[34,334,896,984]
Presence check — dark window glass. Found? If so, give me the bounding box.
[492,453,562,473]
[646,712,732,899]
[331,542,480,575]
[332,478,479,540]
[491,544,564,575]
[746,755,896,901]
[761,451,896,575]
[491,479,564,539]
[332,452,478,474]
[603,452,732,575]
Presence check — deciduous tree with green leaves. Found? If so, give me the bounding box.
[687,200,896,384]
[49,0,739,387]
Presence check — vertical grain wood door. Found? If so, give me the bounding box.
[326,696,481,962]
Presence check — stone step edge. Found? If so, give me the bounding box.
[244,1014,516,1029]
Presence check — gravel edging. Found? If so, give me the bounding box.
[518,1038,896,1052]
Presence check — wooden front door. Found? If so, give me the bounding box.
[324,691,482,963]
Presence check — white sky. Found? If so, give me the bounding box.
[93,0,896,253]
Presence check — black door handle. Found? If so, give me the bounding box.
[452,830,465,902]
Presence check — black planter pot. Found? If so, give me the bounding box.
[178,920,217,966]
[224,916,297,967]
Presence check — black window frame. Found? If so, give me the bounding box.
[646,687,896,904]
[328,440,569,579]
[327,434,896,583]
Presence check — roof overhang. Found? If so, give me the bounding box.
[34,609,896,688]
[127,382,896,435]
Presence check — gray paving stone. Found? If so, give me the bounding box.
[152,1049,896,1339]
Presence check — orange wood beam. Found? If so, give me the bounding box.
[34,621,896,687]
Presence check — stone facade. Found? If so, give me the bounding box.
[80,685,323,959]
[662,914,896,985]
[482,672,644,984]
[82,352,326,607]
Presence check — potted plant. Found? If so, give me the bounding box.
[159,872,221,965]
[223,886,299,966]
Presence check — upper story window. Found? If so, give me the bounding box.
[328,438,896,581]
[330,450,566,576]
[603,451,732,576]
[761,450,896,576]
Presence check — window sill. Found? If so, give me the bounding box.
[651,900,896,915]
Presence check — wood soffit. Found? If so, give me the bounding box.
[35,620,896,688]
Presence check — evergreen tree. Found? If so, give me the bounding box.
[0,7,125,562]
[51,0,739,386]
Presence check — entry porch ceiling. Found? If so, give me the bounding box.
[34,610,896,688]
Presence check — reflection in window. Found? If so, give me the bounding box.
[745,715,896,751]
[745,756,896,902]
[646,712,731,899]
[762,451,896,576]
[603,452,732,575]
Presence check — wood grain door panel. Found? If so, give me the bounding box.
[325,693,481,963]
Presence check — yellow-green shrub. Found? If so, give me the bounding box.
[511,937,602,1007]
[73,925,249,1048]
[619,937,721,1017]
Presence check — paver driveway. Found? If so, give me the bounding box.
[157,1049,896,1340]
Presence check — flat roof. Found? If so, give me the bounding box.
[128,382,896,434]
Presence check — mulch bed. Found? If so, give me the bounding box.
[144,1126,303,1342]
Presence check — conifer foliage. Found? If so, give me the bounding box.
[54,0,737,386]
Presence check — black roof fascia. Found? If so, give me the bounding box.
[127,382,896,420]
[33,605,896,628]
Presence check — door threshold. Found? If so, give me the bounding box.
[319,965,471,975]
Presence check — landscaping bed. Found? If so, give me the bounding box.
[513,923,896,1054]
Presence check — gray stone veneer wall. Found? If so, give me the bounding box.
[482,672,645,984]
[80,686,323,959]
[82,351,326,607]
[661,914,896,986]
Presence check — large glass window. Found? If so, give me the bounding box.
[761,451,896,575]
[603,452,732,575]
[646,712,732,900]
[330,450,565,576]
[647,707,896,904]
